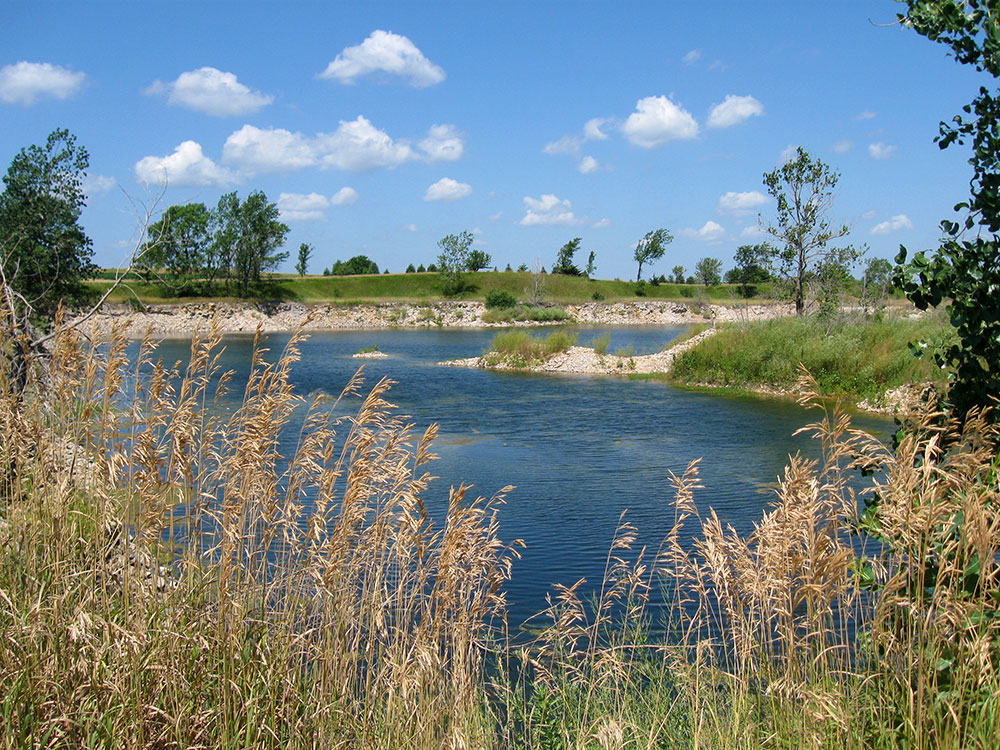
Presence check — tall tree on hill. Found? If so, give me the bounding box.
[762,148,851,315]
[0,128,94,323]
[553,237,583,275]
[213,191,289,297]
[633,228,672,282]
[141,202,211,294]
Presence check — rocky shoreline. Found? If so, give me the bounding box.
[72,300,793,339]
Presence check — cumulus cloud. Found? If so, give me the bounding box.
[134,141,235,187]
[578,156,600,174]
[717,190,767,216]
[869,142,897,160]
[832,139,854,153]
[145,67,273,117]
[622,95,698,148]
[277,192,330,221]
[316,116,416,170]
[318,30,445,86]
[0,61,86,105]
[222,125,316,174]
[82,174,117,197]
[331,186,358,205]
[682,49,702,65]
[424,177,471,201]
[520,194,578,226]
[583,117,609,141]
[706,94,763,128]
[419,124,464,162]
[871,214,912,235]
[681,220,727,243]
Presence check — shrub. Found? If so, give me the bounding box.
[591,332,610,355]
[484,329,577,366]
[634,280,647,297]
[591,291,605,301]
[481,304,571,324]
[485,289,517,310]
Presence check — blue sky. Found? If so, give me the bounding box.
[0,0,986,279]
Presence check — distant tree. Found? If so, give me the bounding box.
[553,237,583,275]
[466,248,492,272]
[671,265,686,285]
[141,202,212,294]
[633,228,673,281]
[728,243,774,298]
[427,263,438,273]
[417,263,426,273]
[322,267,331,276]
[383,268,390,274]
[762,147,850,315]
[405,263,416,273]
[585,250,596,278]
[0,128,95,322]
[504,263,512,272]
[516,263,528,272]
[213,190,290,297]
[694,257,723,286]
[861,256,892,315]
[437,230,473,296]
[330,255,379,275]
[295,242,312,277]
[813,246,860,327]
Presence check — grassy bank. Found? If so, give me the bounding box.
[670,313,954,403]
[87,270,752,305]
[481,329,577,368]
[2,314,998,748]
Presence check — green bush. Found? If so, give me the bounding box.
[591,291,605,301]
[481,304,570,324]
[591,332,610,355]
[484,329,577,367]
[485,289,517,309]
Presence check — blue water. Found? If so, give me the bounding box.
[147,325,894,629]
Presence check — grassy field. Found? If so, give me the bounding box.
[87,270,754,305]
[669,312,954,403]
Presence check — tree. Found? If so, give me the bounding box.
[553,237,582,275]
[330,255,378,275]
[728,244,773,299]
[213,190,289,297]
[671,265,686,285]
[0,128,94,322]
[296,243,312,277]
[405,263,416,273]
[860,256,893,316]
[585,250,596,278]
[894,0,1000,416]
[466,248,492,272]
[140,202,212,294]
[694,257,723,286]
[437,230,473,296]
[762,148,850,315]
[633,228,672,281]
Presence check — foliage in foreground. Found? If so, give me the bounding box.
[670,313,953,402]
[2,315,999,748]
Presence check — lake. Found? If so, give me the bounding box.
[147,324,894,629]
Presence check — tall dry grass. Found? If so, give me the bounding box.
[0,313,521,748]
[2,312,998,749]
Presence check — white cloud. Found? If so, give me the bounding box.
[578,156,600,174]
[222,125,315,175]
[592,218,611,228]
[424,177,471,201]
[717,190,767,216]
[403,223,417,232]
[682,49,702,65]
[318,29,445,87]
[832,139,854,153]
[622,95,698,148]
[146,67,273,117]
[871,214,912,235]
[856,110,877,120]
[681,220,727,243]
[543,135,583,156]
[583,117,609,141]
[82,174,117,196]
[277,192,329,221]
[419,123,463,162]
[869,142,897,160]
[0,61,86,105]
[706,94,763,128]
[520,194,578,226]
[331,186,358,205]
[740,225,766,239]
[316,116,415,171]
[135,141,235,187]
[489,211,504,221]
[780,144,799,164]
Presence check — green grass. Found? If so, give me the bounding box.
[480,304,571,323]
[87,271,757,305]
[670,312,954,402]
[482,329,577,367]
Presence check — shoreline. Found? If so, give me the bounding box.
[70,299,793,339]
